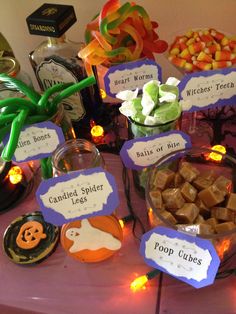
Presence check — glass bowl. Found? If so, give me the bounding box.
[145,146,236,264]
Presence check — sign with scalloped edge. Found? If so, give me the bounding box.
[3,121,65,162]
[179,67,236,112]
[36,167,119,226]
[120,131,192,170]
[140,226,220,288]
[104,59,162,98]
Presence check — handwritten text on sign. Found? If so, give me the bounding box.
[140,227,220,288]
[120,131,191,170]
[179,68,236,112]
[36,167,119,226]
[3,121,65,162]
[104,59,162,97]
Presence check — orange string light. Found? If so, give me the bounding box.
[8,166,23,184]
[207,145,226,162]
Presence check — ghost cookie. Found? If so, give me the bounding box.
[60,215,123,262]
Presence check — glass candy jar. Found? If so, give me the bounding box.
[146,146,236,265]
[52,139,123,263]
[128,116,180,198]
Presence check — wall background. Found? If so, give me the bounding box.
[0,0,235,89]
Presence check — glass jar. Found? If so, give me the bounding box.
[146,146,236,265]
[52,138,105,176]
[0,57,33,100]
[128,116,179,198]
[52,139,122,263]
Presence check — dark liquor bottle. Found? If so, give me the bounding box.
[26,3,104,139]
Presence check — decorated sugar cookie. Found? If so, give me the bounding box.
[3,211,59,265]
[60,215,123,262]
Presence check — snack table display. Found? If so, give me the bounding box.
[0,153,235,314]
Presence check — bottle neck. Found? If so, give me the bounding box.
[47,35,66,46]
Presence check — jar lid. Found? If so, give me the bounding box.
[60,215,123,263]
[3,211,60,264]
[0,57,20,77]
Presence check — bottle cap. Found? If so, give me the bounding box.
[26,3,77,38]
[0,57,20,77]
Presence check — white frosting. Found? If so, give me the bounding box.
[66,219,121,252]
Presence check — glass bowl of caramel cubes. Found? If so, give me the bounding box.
[146,146,236,262]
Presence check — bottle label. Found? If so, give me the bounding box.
[36,59,85,121]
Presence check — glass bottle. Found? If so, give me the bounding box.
[26,3,104,139]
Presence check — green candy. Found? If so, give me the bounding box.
[159,84,179,98]
[153,101,181,124]
[143,80,159,105]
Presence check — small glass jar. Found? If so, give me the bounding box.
[0,57,33,100]
[52,139,122,263]
[128,116,179,198]
[52,138,105,176]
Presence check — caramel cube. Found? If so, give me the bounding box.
[198,185,225,207]
[149,190,163,209]
[175,203,199,223]
[179,162,200,182]
[174,173,184,187]
[215,221,236,233]
[213,175,232,195]
[162,188,185,209]
[206,217,218,231]
[160,209,177,225]
[226,193,236,211]
[195,215,205,224]
[153,169,175,190]
[181,182,197,202]
[195,197,210,218]
[211,207,233,222]
[193,171,216,190]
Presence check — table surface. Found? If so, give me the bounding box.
[0,153,235,314]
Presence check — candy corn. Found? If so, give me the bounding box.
[168,28,236,72]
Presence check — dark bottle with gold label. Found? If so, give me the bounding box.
[26,3,104,139]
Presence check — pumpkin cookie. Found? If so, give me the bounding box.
[3,211,59,264]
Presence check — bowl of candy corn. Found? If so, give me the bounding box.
[146,146,236,263]
[168,27,236,73]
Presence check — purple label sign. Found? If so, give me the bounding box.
[120,131,191,170]
[36,167,119,226]
[104,59,162,98]
[179,67,236,112]
[140,226,220,289]
[3,121,65,162]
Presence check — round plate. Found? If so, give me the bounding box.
[60,215,123,263]
[3,211,59,265]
